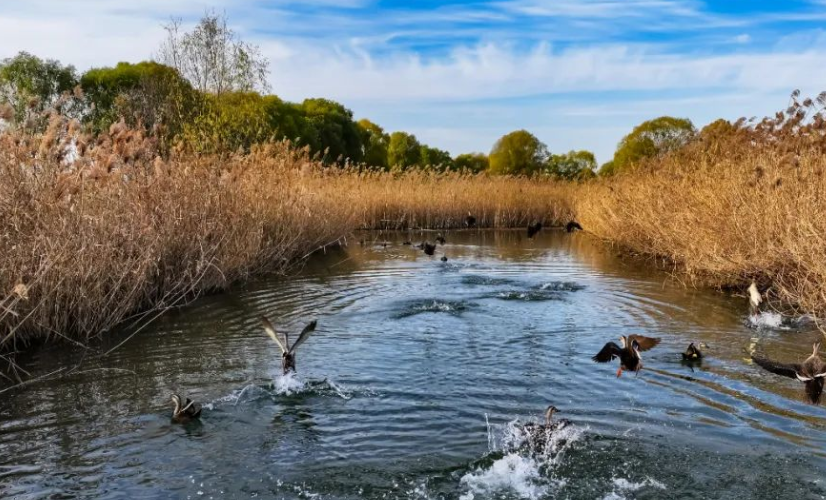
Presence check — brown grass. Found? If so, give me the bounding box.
[576,94,826,315]
[0,117,573,351]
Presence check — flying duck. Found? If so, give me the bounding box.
[592,334,661,377]
[260,317,318,374]
[752,342,826,404]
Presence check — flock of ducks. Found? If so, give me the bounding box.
[170,236,826,445]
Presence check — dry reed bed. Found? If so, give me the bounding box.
[0,119,572,349]
[576,145,826,315]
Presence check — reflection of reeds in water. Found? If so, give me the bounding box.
[0,116,573,349]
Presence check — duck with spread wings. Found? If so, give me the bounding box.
[752,342,826,404]
[592,334,661,377]
[260,317,318,374]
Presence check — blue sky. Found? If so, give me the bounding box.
[2,0,826,162]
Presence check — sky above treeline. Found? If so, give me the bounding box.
[2,0,826,163]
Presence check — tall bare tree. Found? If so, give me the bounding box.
[156,12,270,95]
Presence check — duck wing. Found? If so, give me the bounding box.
[289,320,318,353]
[260,316,288,354]
[628,335,661,352]
[751,355,801,379]
[592,342,623,363]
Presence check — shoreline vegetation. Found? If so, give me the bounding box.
[3,13,826,363]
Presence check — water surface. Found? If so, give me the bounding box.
[2,230,825,499]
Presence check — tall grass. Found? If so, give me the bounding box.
[576,94,826,314]
[0,117,572,350]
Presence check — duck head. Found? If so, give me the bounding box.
[544,405,559,426]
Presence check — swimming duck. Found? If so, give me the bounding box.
[440,254,448,262]
[527,221,542,238]
[170,394,202,423]
[423,242,436,256]
[748,281,762,316]
[466,213,476,228]
[752,342,826,404]
[592,334,661,377]
[435,235,446,245]
[518,406,571,452]
[565,221,583,233]
[260,316,318,374]
[682,342,708,361]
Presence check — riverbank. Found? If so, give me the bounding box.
[0,118,574,351]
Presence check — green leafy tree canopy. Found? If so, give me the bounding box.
[611,116,696,173]
[488,129,549,175]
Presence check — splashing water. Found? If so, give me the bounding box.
[393,299,475,318]
[459,453,548,500]
[599,477,667,500]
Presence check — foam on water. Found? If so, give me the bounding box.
[599,477,667,500]
[393,299,475,319]
[459,453,548,500]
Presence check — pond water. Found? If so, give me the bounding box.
[2,230,826,500]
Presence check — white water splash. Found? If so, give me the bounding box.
[271,372,308,395]
[748,311,785,329]
[600,477,666,500]
[459,453,548,500]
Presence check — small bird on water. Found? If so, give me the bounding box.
[422,242,436,256]
[592,334,661,377]
[527,221,542,238]
[440,254,448,262]
[260,316,318,374]
[752,342,826,404]
[170,394,202,423]
[565,221,583,233]
[682,342,708,361]
[748,281,762,316]
[518,406,571,453]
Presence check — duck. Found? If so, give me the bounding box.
[170,394,202,423]
[435,234,446,245]
[527,221,542,238]
[402,240,412,246]
[466,213,477,228]
[565,221,583,233]
[592,334,661,377]
[423,242,436,256]
[518,406,571,452]
[752,342,826,404]
[260,316,318,374]
[440,254,448,262]
[748,281,762,316]
[682,342,708,361]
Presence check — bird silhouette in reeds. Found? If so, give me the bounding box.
[593,334,661,377]
[260,316,318,374]
[170,394,202,423]
[752,342,826,404]
[565,221,583,233]
[466,213,477,228]
[527,221,542,238]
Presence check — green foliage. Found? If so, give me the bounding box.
[181,92,272,153]
[546,150,597,180]
[419,145,454,170]
[80,61,196,145]
[598,160,617,176]
[358,119,389,169]
[454,153,489,173]
[0,51,78,124]
[611,116,696,173]
[488,130,549,176]
[387,131,421,169]
[301,98,363,164]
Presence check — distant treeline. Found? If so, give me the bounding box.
[0,13,701,178]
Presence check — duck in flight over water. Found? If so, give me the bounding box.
[260,317,318,374]
[592,334,661,377]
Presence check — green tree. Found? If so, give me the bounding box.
[488,130,548,175]
[419,145,454,170]
[454,153,489,173]
[0,51,78,124]
[546,150,597,180]
[598,160,616,176]
[387,131,421,169]
[357,119,389,169]
[610,116,696,173]
[180,91,271,153]
[300,98,363,164]
[80,61,196,144]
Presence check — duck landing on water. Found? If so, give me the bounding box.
[527,221,542,238]
[752,342,826,404]
[170,394,202,423]
[592,334,661,377]
[260,317,318,374]
[518,406,571,453]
